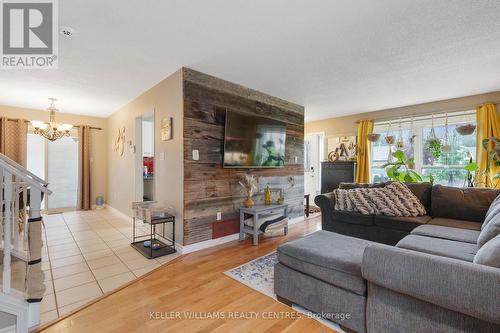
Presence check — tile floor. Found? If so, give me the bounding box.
[38,208,180,325]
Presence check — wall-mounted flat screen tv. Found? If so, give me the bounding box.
[223,111,286,168]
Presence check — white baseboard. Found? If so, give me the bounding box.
[181,233,240,254]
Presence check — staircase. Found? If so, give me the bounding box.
[0,154,51,332]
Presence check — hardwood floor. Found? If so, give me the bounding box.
[39,215,336,333]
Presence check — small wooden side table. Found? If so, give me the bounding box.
[239,204,288,246]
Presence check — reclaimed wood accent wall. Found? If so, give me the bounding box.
[183,68,305,245]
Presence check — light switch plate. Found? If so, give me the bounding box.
[160,152,165,161]
[216,212,222,221]
[192,149,200,161]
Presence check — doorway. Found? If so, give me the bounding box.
[304,132,324,205]
[135,112,156,202]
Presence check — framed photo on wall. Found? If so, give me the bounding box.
[161,117,173,141]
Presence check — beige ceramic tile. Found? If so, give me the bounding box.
[56,281,102,307]
[58,297,96,316]
[52,262,90,280]
[86,255,122,270]
[82,248,114,260]
[49,247,82,260]
[50,254,85,269]
[132,263,161,278]
[48,242,79,252]
[78,242,109,254]
[54,271,95,292]
[91,262,129,280]
[124,257,157,271]
[97,271,135,293]
[40,310,58,325]
[41,293,56,312]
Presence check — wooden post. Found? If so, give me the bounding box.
[2,171,12,294]
[26,187,45,303]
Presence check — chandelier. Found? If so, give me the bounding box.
[31,98,73,141]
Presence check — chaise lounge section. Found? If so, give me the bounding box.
[276,183,500,332]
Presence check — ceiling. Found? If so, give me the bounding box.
[1,0,500,121]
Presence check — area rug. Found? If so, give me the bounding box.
[225,252,343,332]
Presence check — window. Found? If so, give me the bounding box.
[371,111,476,187]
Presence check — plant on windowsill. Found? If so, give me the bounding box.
[464,137,500,188]
[382,150,432,183]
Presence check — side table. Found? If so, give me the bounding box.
[239,204,288,246]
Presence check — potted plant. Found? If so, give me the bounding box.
[464,137,500,187]
[425,137,443,164]
[382,150,431,183]
[239,173,258,208]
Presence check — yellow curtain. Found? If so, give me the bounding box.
[476,103,500,187]
[355,120,374,183]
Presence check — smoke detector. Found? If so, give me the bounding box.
[59,26,75,38]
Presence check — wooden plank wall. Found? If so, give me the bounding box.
[183,68,305,245]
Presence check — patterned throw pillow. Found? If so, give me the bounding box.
[334,182,426,216]
[333,189,358,212]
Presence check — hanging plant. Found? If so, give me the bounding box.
[367,133,381,142]
[442,113,452,154]
[425,137,443,160]
[456,124,476,136]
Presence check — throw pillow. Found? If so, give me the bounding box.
[482,194,500,230]
[333,189,358,212]
[477,210,500,248]
[347,188,381,215]
[474,234,500,268]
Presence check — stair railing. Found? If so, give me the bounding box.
[0,153,51,329]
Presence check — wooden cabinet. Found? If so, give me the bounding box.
[321,161,356,193]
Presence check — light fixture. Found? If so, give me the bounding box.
[31,98,73,141]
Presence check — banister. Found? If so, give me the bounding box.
[0,154,51,194]
[0,154,48,186]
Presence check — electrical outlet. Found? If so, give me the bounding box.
[216,212,222,221]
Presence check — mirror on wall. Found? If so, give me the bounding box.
[135,111,155,202]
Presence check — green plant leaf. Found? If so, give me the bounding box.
[409,170,423,182]
[392,150,405,163]
[464,162,478,172]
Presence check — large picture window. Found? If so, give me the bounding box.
[371,111,476,187]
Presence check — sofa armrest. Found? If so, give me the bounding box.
[361,244,500,324]
[314,192,335,230]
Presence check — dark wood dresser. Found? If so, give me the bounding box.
[321,161,356,193]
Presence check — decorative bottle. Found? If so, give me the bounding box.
[264,185,271,206]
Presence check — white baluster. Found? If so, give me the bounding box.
[3,171,12,294]
[13,177,20,251]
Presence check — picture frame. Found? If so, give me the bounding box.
[161,117,173,141]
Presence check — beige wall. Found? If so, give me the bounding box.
[0,105,108,207]
[307,91,500,133]
[106,69,184,243]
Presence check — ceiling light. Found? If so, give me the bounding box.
[31,98,73,141]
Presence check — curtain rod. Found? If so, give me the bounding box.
[3,118,102,130]
[374,110,476,126]
[355,102,497,124]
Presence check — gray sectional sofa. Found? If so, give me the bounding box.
[275,183,500,333]
[314,183,500,245]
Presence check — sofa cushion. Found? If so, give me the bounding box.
[431,185,500,222]
[477,210,500,248]
[374,215,431,232]
[277,231,371,295]
[482,195,500,230]
[396,235,477,262]
[332,210,373,226]
[411,225,480,244]
[474,234,500,268]
[406,182,432,213]
[339,182,390,189]
[428,217,481,231]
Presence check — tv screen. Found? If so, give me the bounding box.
[223,111,286,168]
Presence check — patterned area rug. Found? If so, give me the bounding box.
[224,252,278,299]
[225,252,342,332]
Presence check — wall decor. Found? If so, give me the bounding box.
[327,135,357,161]
[113,127,126,156]
[161,117,173,141]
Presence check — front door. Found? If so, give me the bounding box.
[304,133,324,204]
